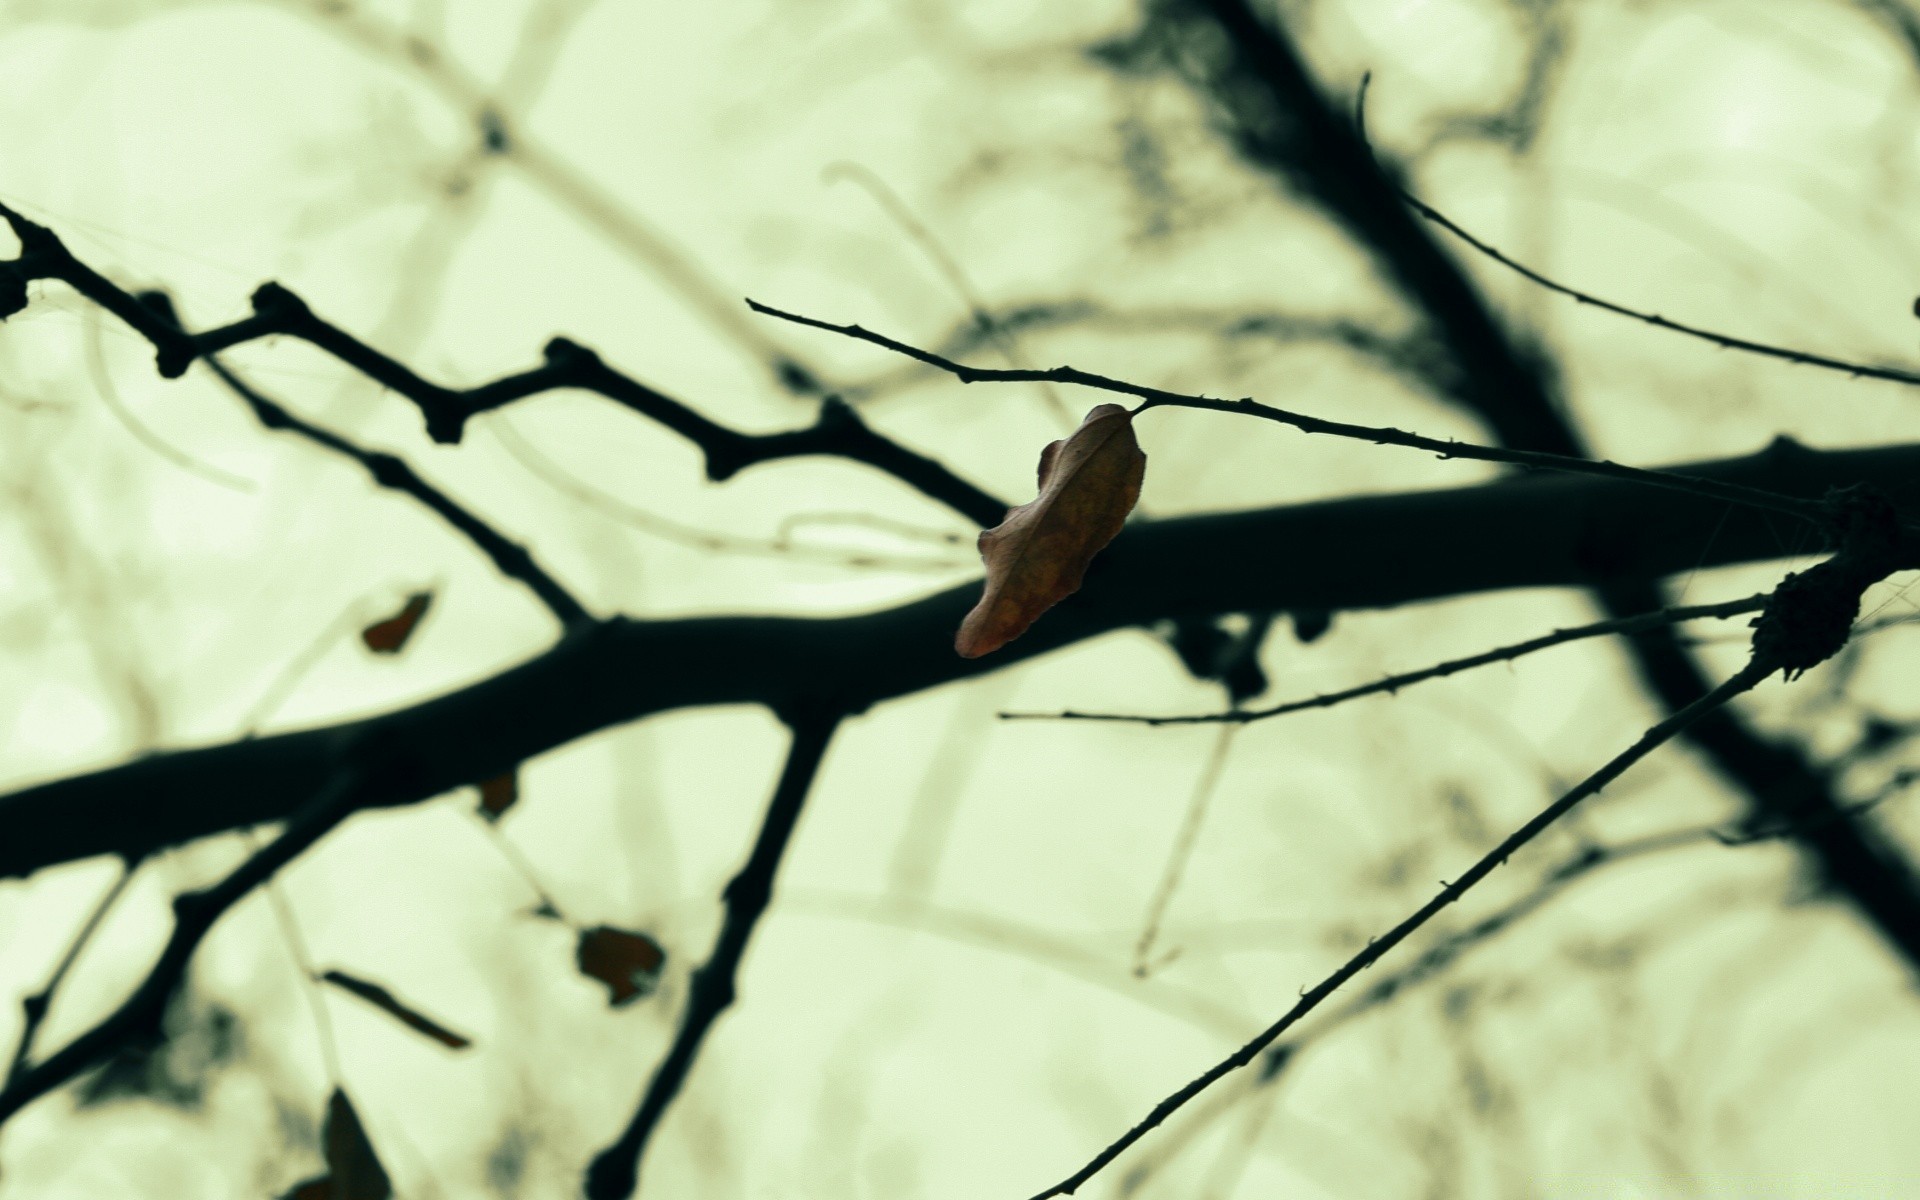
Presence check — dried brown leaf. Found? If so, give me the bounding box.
[360,592,432,655]
[956,404,1145,657]
[281,1089,391,1200]
[576,925,667,1007]
[319,969,472,1050]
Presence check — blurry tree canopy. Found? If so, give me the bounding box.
[3,1,1920,1197]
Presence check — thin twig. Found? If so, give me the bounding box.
[1026,660,1770,1199]
[1005,594,1769,725]
[1402,192,1920,391]
[6,857,139,1085]
[746,300,1830,527]
[584,709,842,1200]
[489,414,969,573]
[1133,723,1239,975]
[247,826,344,1086]
[197,347,592,630]
[826,160,1073,425]
[81,315,255,492]
[0,766,369,1129]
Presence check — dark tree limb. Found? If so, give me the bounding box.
[3,437,1917,883]
[584,709,841,1200]
[0,204,1004,528]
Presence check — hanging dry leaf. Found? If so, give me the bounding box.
[360,592,432,655]
[956,404,1146,658]
[475,770,519,822]
[319,969,472,1051]
[576,925,667,1007]
[282,1089,391,1200]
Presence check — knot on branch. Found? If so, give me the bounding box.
[132,290,197,378]
[249,281,309,324]
[543,336,598,370]
[364,453,411,489]
[814,393,861,433]
[1749,486,1912,680]
[133,289,178,326]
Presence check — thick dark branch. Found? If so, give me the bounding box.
[1029,663,1770,1198]
[585,710,841,1200]
[0,204,1003,528]
[748,300,1830,527]
[2,438,1915,882]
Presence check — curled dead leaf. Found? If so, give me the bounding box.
[282,1089,391,1200]
[956,404,1145,658]
[361,592,432,655]
[576,925,666,1007]
[319,969,472,1051]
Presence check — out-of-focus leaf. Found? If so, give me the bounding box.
[282,1089,391,1200]
[956,404,1145,658]
[575,925,666,1007]
[475,770,518,822]
[318,969,472,1051]
[360,592,432,655]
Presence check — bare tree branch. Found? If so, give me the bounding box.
[4,438,1918,883]
[584,709,842,1200]
[1401,188,1920,391]
[1028,660,1772,1198]
[747,300,1832,526]
[1132,0,1920,994]
[1008,593,1770,725]
[6,856,139,1085]
[0,204,1005,527]
[0,763,374,1129]
[138,291,593,631]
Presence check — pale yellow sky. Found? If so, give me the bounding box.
[2,1,1920,1197]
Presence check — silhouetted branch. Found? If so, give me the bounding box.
[0,204,1005,527]
[490,417,969,573]
[1402,191,1920,391]
[1008,593,1769,725]
[747,299,1830,526]
[585,709,842,1200]
[318,969,473,1051]
[7,438,1920,881]
[1027,660,1771,1199]
[0,764,371,1129]
[1144,0,1920,991]
[6,857,139,1085]
[1034,484,1920,1194]
[137,291,593,630]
